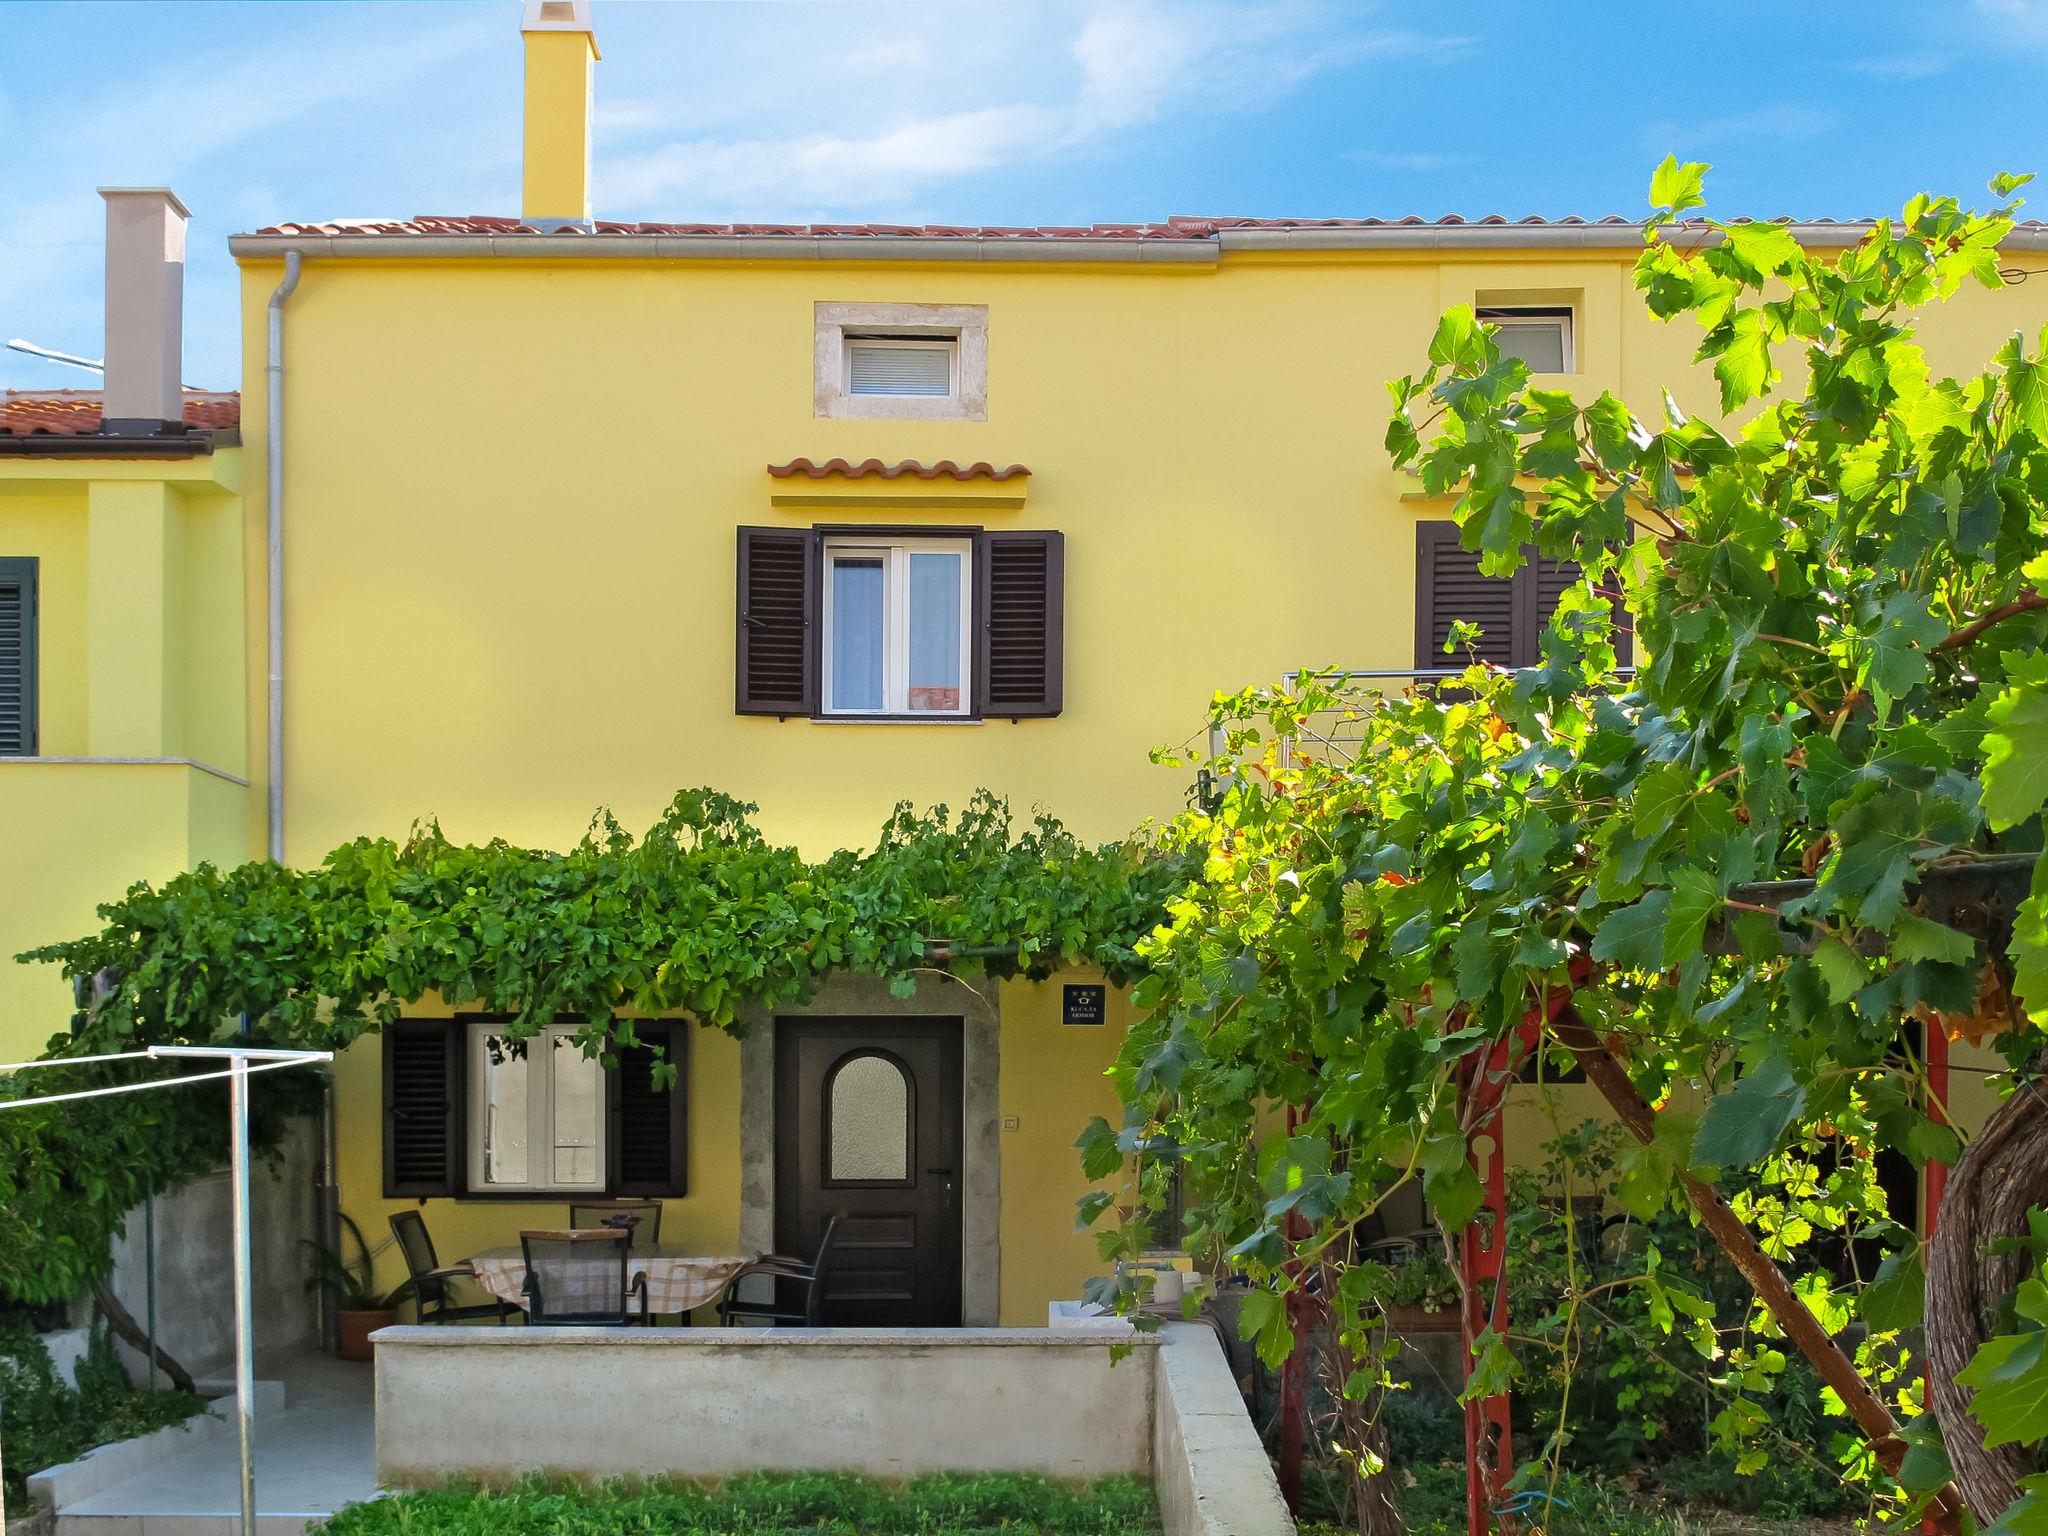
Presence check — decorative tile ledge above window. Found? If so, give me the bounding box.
[814,302,988,421]
[767,457,1030,511]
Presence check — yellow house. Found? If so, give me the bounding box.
[7,3,2047,1328]
[0,188,250,1073]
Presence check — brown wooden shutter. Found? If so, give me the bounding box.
[0,557,37,755]
[1415,522,1517,670]
[608,1023,688,1197]
[975,531,1064,718]
[736,527,817,716]
[1530,554,1633,665]
[384,1021,460,1198]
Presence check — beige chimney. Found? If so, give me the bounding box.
[97,188,189,436]
[521,0,599,231]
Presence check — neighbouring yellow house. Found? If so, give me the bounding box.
[6,1,2047,1327]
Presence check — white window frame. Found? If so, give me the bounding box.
[844,335,959,400]
[466,1022,608,1195]
[820,535,974,718]
[815,301,988,420]
[1476,305,1575,374]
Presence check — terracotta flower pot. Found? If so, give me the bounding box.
[338,1308,398,1361]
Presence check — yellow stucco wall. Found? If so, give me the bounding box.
[0,454,250,1062]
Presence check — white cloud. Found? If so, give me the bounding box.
[594,1,1465,219]
[1349,148,1471,173]
[1644,105,1835,155]
[0,9,498,388]
[1841,52,1951,81]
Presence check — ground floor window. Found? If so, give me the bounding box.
[382,1018,688,1200]
[468,1023,606,1194]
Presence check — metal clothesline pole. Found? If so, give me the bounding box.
[0,1043,332,1536]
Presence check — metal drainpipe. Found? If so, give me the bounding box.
[265,253,340,1353]
[265,250,298,866]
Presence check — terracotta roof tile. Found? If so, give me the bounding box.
[246,212,2048,241]
[768,458,1030,482]
[0,389,239,437]
[254,216,1210,239]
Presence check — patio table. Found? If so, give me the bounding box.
[469,1242,748,1316]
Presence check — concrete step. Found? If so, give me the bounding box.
[58,1517,318,1536]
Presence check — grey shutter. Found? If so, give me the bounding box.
[0,557,37,755]
[608,1023,688,1197]
[736,527,817,716]
[1415,522,1517,670]
[975,531,1063,718]
[384,1021,461,1198]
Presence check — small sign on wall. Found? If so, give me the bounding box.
[1062,983,1106,1027]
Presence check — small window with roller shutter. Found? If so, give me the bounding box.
[382,1018,688,1199]
[1415,521,1630,672]
[0,557,38,756]
[737,525,1063,721]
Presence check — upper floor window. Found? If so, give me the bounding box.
[0,557,38,756]
[1476,305,1573,374]
[736,525,1063,721]
[846,337,956,399]
[824,536,971,717]
[815,302,988,421]
[1414,520,1630,671]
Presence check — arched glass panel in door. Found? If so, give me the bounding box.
[826,1051,910,1182]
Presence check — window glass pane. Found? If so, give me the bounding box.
[831,557,885,710]
[829,1054,909,1180]
[849,343,952,396]
[478,1034,529,1186]
[907,551,962,712]
[1490,320,1567,373]
[550,1035,604,1188]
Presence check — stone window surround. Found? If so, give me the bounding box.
[814,301,989,422]
[738,972,1000,1324]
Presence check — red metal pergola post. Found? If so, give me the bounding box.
[1460,1036,1516,1535]
[1922,1024,1950,1536]
[1459,1009,1542,1536]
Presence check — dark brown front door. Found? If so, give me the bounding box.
[774,1018,963,1326]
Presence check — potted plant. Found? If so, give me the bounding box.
[303,1214,412,1361]
[1379,1250,1462,1333]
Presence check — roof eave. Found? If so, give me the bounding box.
[227,233,1220,265]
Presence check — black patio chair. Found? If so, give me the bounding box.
[520,1228,650,1326]
[717,1214,843,1327]
[389,1210,508,1325]
[567,1198,662,1249]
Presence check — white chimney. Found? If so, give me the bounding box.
[97,188,189,436]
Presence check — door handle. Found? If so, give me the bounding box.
[925,1168,954,1176]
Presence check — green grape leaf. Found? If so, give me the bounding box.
[1690,1051,1805,1173]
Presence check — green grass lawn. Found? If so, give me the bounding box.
[322,1472,1159,1535]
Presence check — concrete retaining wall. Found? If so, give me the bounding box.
[374,1327,1159,1484]
[1153,1325,1295,1536]
[104,1116,320,1382]
[373,1322,1292,1536]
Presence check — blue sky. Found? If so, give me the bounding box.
[6,0,2048,391]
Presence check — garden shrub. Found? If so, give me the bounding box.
[0,1318,205,1505]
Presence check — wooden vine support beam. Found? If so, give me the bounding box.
[1547,999,1969,1535]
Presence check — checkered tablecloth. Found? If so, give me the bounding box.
[469,1243,747,1315]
